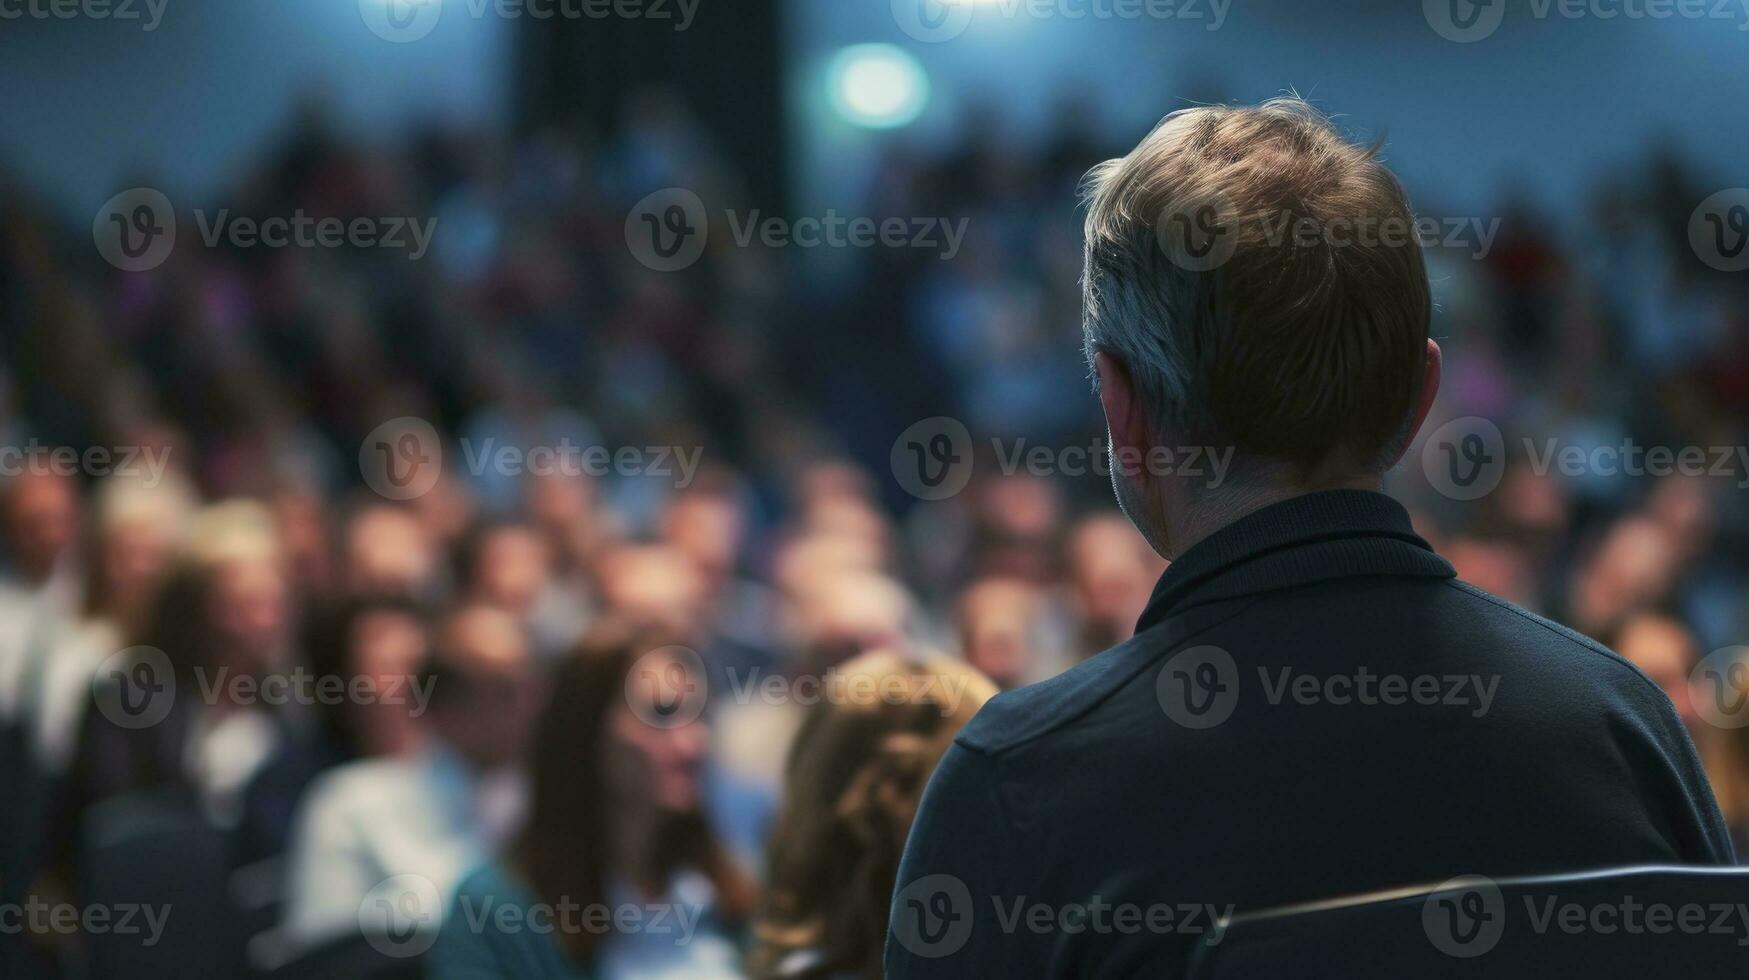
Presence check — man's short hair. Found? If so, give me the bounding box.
[1081,97,1431,485]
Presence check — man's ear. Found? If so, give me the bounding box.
[1096,352,1150,459]
[1388,338,1443,468]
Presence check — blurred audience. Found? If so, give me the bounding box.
[0,86,1743,977]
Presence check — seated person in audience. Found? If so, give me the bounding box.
[1621,616,1749,859]
[431,621,755,979]
[955,577,1049,690]
[751,650,994,980]
[888,98,1733,978]
[30,472,191,775]
[338,501,440,603]
[304,595,433,763]
[0,467,83,725]
[281,604,537,952]
[53,501,322,866]
[1061,512,1160,660]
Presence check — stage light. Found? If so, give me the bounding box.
[826,44,930,130]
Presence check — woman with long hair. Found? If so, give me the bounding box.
[750,650,996,980]
[432,621,756,978]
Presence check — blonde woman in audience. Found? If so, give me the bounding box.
[31,472,193,773]
[751,650,996,980]
[1688,643,1749,858]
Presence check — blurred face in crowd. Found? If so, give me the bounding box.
[774,533,883,601]
[595,544,706,633]
[1646,474,1716,563]
[797,570,911,668]
[431,606,538,769]
[273,487,332,598]
[412,470,478,551]
[803,495,891,563]
[1617,614,1702,733]
[1067,514,1159,635]
[525,471,594,544]
[610,646,710,812]
[346,607,431,754]
[207,553,291,673]
[99,517,177,624]
[957,577,1042,690]
[472,523,552,615]
[343,504,436,599]
[662,492,743,589]
[1569,517,1682,636]
[975,474,1063,579]
[2,470,80,583]
[1442,537,1534,608]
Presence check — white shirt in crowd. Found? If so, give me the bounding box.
[281,742,527,953]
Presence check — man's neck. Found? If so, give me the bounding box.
[1165,477,1383,560]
